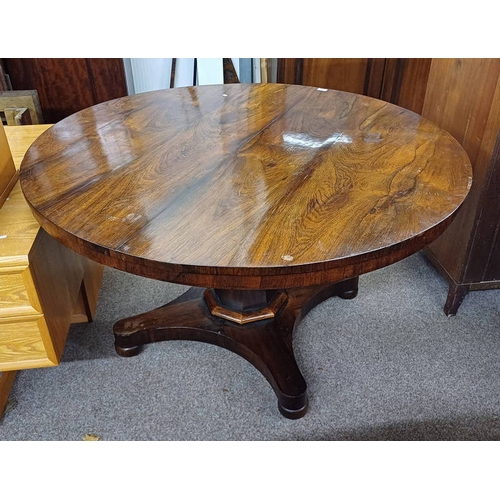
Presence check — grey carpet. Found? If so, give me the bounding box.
[1,251,499,440]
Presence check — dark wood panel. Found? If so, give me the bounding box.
[301,58,369,94]
[277,58,387,98]
[3,58,127,123]
[5,58,94,123]
[364,58,386,98]
[422,59,500,282]
[484,214,500,279]
[86,58,128,104]
[277,58,294,84]
[464,131,500,281]
[396,59,432,114]
[379,59,403,103]
[0,61,8,91]
[277,58,429,111]
[278,58,372,94]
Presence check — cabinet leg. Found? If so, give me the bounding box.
[0,371,17,418]
[444,283,470,316]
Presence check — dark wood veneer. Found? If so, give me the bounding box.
[20,84,471,289]
[421,59,500,314]
[277,58,431,114]
[19,84,472,417]
[278,58,500,314]
[3,58,128,123]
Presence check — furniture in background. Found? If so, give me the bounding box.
[419,59,500,315]
[1,59,128,123]
[277,58,432,115]
[0,120,18,207]
[0,90,44,126]
[0,61,8,91]
[0,123,104,417]
[279,58,500,315]
[0,371,16,416]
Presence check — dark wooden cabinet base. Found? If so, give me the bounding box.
[424,247,500,316]
[444,284,470,316]
[420,60,500,315]
[113,278,359,419]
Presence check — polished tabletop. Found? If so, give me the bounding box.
[20,83,472,289]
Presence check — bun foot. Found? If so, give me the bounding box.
[338,289,358,299]
[278,394,309,419]
[115,345,142,357]
[337,276,359,300]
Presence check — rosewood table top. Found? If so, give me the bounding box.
[18,84,473,419]
[19,83,472,290]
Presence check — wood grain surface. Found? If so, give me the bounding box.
[4,124,53,169]
[0,124,18,209]
[422,59,500,282]
[3,58,128,123]
[19,84,472,289]
[0,124,104,372]
[0,371,17,416]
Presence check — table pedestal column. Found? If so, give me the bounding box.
[113,277,358,419]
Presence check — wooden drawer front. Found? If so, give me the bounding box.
[0,269,40,318]
[0,316,57,371]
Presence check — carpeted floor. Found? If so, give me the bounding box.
[1,251,499,440]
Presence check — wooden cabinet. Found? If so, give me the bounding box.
[420,59,500,314]
[0,196,103,371]
[277,58,432,114]
[0,124,104,415]
[0,371,16,415]
[278,58,380,95]
[278,58,500,314]
[0,117,18,207]
[2,58,128,123]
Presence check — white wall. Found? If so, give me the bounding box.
[196,58,223,85]
[128,58,173,94]
[123,58,244,95]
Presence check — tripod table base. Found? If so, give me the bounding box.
[113,277,358,419]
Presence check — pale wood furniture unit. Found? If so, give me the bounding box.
[0,122,18,208]
[0,219,103,371]
[0,371,16,415]
[0,124,103,416]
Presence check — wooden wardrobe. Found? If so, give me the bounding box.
[420,59,500,315]
[278,58,500,315]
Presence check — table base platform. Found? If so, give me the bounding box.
[113,277,358,419]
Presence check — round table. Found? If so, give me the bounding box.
[20,83,472,419]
